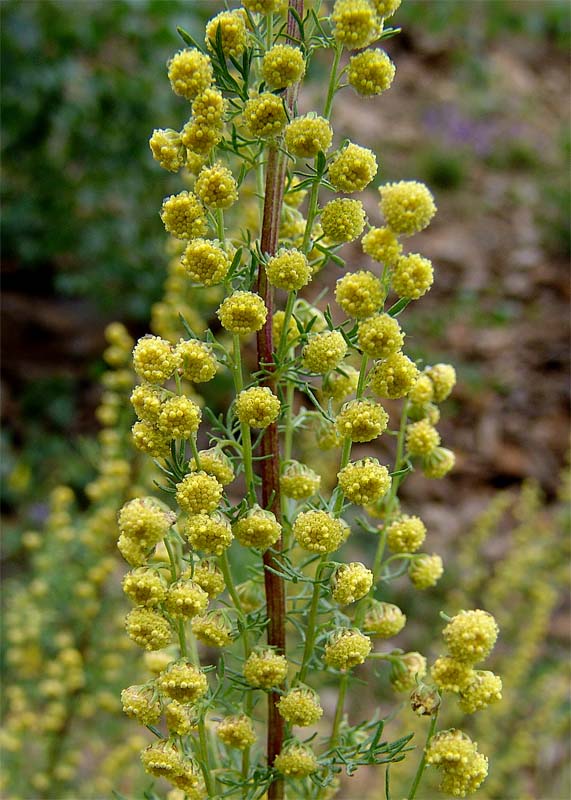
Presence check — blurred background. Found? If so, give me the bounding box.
[1,1,569,798]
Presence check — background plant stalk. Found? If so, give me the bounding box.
[255,3,303,797]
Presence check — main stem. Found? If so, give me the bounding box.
[256,4,304,797]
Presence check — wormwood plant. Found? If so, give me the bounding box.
[117,2,501,798]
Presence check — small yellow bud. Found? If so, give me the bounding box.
[133,336,177,384]
[160,191,207,240]
[321,198,366,243]
[348,49,395,96]
[369,352,419,399]
[324,628,371,670]
[167,49,213,101]
[386,514,426,553]
[406,419,440,457]
[332,562,373,605]
[217,715,256,749]
[195,163,237,209]
[233,505,282,549]
[175,471,223,514]
[243,649,288,688]
[409,553,444,588]
[358,313,404,359]
[235,386,281,428]
[277,687,323,726]
[442,610,499,665]
[364,600,406,638]
[205,9,248,58]
[332,0,381,50]
[175,339,218,382]
[262,44,305,89]
[335,398,388,443]
[217,291,267,335]
[181,238,230,286]
[285,114,333,158]
[125,608,172,651]
[293,510,347,554]
[329,142,378,193]
[335,271,384,319]
[182,512,233,555]
[337,458,391,505]
[274,743,318,777]
[158,660,208,703]
[243,93,287,138]
[302,330,347,374]
[265,248,311,291]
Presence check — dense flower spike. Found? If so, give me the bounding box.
[335,270,384,318]
[348,49,395,96]
[321,198,366,243]
[113,8,497,799]
[261,44,305,89]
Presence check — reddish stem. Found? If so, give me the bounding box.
[256,3,303,797]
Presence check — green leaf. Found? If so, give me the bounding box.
[176,26,205,53]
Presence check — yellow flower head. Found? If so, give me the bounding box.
[422,447,456,479]
[158,659,208,703]
[217,714,257,750]
[335,398,388,442]
[133,335,177,384]
[337,458,391,505]
[181,238,230,286]
[426,363,457,402]
[125,608,172,651]
[409,553,443,589]
[233,505,282,549]
[165,700,199,736]
[362,226,402,266]
[324,628,372,670]
[182,512,233,555]
[285,114,333,158]
[332,562,373,605]
[379,180,436,235]
[158,396,202,440]
[329,142,378,193]
[149,129,185,172]
[332,0,381,50]
[322,365,360,403]
[164,579,209,619]
[369,351,419,399]
[348,49,395,96]
[189,447,235,485]
[235,386,281,428]
[358,313,404,359]
[192,611,232,647]
[243,649,288,688]
[243,0,286,12]
[274,743,319,777]
[118,497,175,547]
[408,373,434,406]
[459,670,502,714]
[266,248,311,291]
[131,384,164,423]
[132,420,171,458]
[431,656,475,694]
[442,610,499,665]
[121,684,161,726]
[302,330,347,374]
[406,419,440,457]
[205,9,248,58]
[321,198,366,243]
[191,560,226,598]
[426,730,488,797]
[392,253,434,300]
[175,471,223,514]
[335,271,384,319]
[181,119,223,155]
[293,510,347,553]
[141,740,183,780]
[372,0,401,19]
[175,339,217,382]
[243,93,287,138]
[217,291,267,334]
[262,44,305,89]
[390,651,428,692]
[167,49,213,101]
[364,600,406,638]
[280,461,321,499]
[277,688,323,726]
[160,191,207,239]
[195,163,238,209]
[122,568,167,607]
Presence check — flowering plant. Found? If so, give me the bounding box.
[118,2,501,798]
